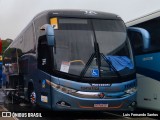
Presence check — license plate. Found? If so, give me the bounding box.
[94,104,108,108]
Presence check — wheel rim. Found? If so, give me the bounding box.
[30,91,36,104]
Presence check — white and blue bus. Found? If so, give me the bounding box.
[4,10,136,111]
[127,10,160,111]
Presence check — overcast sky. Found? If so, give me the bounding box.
[0,0,160,40]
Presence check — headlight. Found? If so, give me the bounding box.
[125,87,137,94]
[50,82,77,94]
[50,82,101,98]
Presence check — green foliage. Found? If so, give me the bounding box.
[2,39,13,53]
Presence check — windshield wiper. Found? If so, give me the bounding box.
[80,19,121,80]
[80,36,122,80]
[79,45,121,80]
[80,35,102,79]
[94,42,101,77]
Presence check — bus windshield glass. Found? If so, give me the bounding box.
[53,18,134,78]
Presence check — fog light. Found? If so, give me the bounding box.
[125,87,137,94]
[128,105,132,108]
[131,101,136,106]
[56,101,71,107]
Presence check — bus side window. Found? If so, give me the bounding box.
[128,31,144,55]
[38,36,51,72]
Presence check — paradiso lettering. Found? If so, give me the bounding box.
[92,84,111,87]
[81,86,99,90]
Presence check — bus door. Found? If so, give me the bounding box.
[37,35,53,109]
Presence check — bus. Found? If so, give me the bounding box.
[127,10,160,111]
[3,10,136,111]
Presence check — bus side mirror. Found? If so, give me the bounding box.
[40,24,55,46]
[127,27,150,50]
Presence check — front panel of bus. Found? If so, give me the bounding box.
[38,17,137,111]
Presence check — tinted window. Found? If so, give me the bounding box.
[134,17,160,53]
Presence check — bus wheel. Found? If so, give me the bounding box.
[30,91,36,105]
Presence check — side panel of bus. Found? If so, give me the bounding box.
[128,17,160,110]
[3,12,53,109]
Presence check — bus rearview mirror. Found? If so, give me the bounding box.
[40,24,55,46]
[127,27,150,50]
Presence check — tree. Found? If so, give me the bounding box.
[2,39,13,53]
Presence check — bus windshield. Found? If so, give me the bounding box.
[53,18,134,78]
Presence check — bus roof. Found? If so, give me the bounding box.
[126,10,160,27]
[5,10,122,52]
[46,10,121,20]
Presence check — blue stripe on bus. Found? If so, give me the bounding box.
[136,67,160,81]
[135,52,160,72]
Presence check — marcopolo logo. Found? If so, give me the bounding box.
[82,10,97,15]
[85,11,97,15]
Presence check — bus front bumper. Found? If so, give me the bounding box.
[51,89,136,111]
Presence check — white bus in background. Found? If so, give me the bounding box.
[126,10,160,111]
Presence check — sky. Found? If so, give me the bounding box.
[0,0,160,40]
